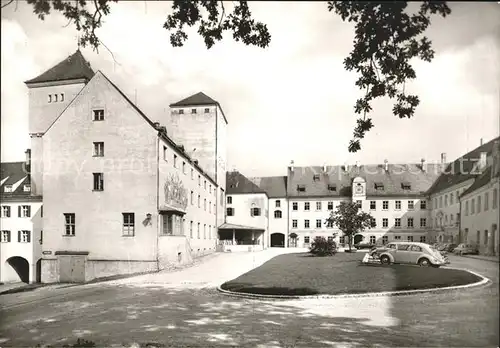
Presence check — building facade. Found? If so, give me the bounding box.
[22,50,227,283]
[0,162,43,283]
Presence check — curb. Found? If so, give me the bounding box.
[461,255,500,263]
[216,267,491,301]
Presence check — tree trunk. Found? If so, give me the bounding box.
[348,235,352,251]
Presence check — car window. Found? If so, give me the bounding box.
[397,244,410,251]
[410,245,422,252]
[387,244,396,249]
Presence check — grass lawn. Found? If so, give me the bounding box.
[221,252,483,296]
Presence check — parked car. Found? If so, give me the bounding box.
[354,242,375,250]
[369,242,448,267]
[453,244,478,256]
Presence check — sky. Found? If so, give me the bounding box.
[1,1,499,177]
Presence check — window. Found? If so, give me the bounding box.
[204,108,210,113]
[407,217,414,228]
[190,221,193,238]
[370,236,376,244]
[304,236,310,244]
[395,201,401,210]
[198,175,201,186]
[122,213,135,236]
[209,185,212,194]
[19,230,31,243]
[407,236,414,242]
[275,200,281,208]
[93,142,104,157]
[420,218,426,228]
[401,182,411,190]
[371,218,376,227]
[297,185,306,192]
[304,220,310,228]
[19,205,31,218]
[61,93,64,102]
[370,201,376,210]
[304,202,310,211]
[163,146,167,161]
[450,193,454,205]
[182,162,186,174]
[394,236,401,240]
[48,95,52,103]
[4,185,13,193]
[316,219,322,228]
[477,196,482,213]
[484,230,488,245]
[54,94,58,102]
[190,191,194,205]
[485,192,489,210]
[204,199,207,211]
[292,202,298,211]
[251,207,261,216]
[450,214,454,225]
[356,200,362,209]
[191,168,194,179]
[439,196,443,208]
[444,195,448,207]
[23,184,31,192]
[420,200,427,209]
[410,245,422,252]
[395,218,401,228]
[471,198,475,214]
[41,206,43,218]
[191,108,197,114]
[179,109,184,114]
[274,210,282,218]
[227,196,232,204]
[292,219,298,228]
[382,218,388,228]
[382,236,388,244]
[204,180,207,190]
[313,174,320,181]
[420,236,426,243]
[93,109,104,121]
[198,195,201,208]
[340,236,345,244]
[1,206,11,218]
[327,202,334,210]
[408,200,414,210]
[397,244,409,251]
[173,154,178,168]
[209,201,211,213]
[465,200,469,215]
[197,223,200,238]
[328,236,334,243]
[316,202,322,211]
[64,213,75,236]
[93,173,104,191]
[208,225,211,239]
[204,224,206,239]
[327,184,337,192]
[493,189,498,209]
[382,201,389,210]
[1,230,11,243]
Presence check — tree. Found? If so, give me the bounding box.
[4,0,451,153]
[325,201,374,252]
[309,236,337,257]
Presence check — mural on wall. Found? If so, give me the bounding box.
[164,174,188,211]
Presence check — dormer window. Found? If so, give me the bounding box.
[374,182,384,190]
[4,185,13,193]
[297,185,306,192]
[204,108,210,113]
[54,94,58,102]
[313,174,320,182]
[23,184,31,192]
[401,182,411,190]
[328,184,337,192]
[179,109,184,114]
[191,108,197,114]
[48,95,52,103]
[61,93,65,102]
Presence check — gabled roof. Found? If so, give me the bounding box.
[461,166,493,197]
[169,92,218,107]
[256,176,287,198]
[0,162,41,201]
[287,164,441,198]
[427,136,500,195]
[226,171,267,195]
[25,50,95,85]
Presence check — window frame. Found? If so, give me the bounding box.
[64,213,76,236]
[122,213,135,237]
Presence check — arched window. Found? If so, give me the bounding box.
[274,210,282,218]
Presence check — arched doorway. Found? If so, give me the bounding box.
[270,233,285,247]
[36,259,42,283]
[5,256,30,283]
[354,234,364,245]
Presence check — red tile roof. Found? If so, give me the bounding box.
[25,50,95,85]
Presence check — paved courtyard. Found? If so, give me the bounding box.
[0,249,498,347]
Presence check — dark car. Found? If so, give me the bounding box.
[355,242,375,250]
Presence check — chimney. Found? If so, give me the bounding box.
[441,153,447,164]
[480,138,483,146]
[323,164,327,173]
[153,122,160,130]
[421,158,426,172]
[290,160,294,172]
[25,149,31,166]
[479,151,487,171]
[384,159,388,171]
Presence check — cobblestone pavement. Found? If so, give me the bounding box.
[0,252,497,347]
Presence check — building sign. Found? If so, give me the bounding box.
[164,174,188,211]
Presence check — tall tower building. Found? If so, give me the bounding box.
[24,50,95,195]
[169,92,228,227]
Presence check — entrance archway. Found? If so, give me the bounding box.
[36,259,42,283]
[354,234,364,245]
[270,233,285,247]
[5,256,30,283]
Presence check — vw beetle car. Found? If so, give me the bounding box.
[369,242,448,267]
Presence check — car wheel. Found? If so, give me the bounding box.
[380,255,391,265]
[418,258,431,267]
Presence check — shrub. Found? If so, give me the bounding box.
[309,236,337,256]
